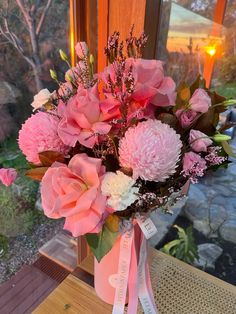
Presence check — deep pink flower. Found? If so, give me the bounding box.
[127,58,176,107]
[41,153,107,237]
[18,112,70,165]
[189,129,212,152]
[182,152,207,183]
[119,119,182,182]
[175,109,198,128]
[189,88,211,113]
[58,84,111,148]
[0,168,17,186]
[100,58,176,122]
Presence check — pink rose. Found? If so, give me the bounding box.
[41,153,107,237]
[58,84,111,148]
[189,129,212,152]
[75,42,88,59]
[0,168,17,186]
[175,109,198,128]
[189,88,211,113]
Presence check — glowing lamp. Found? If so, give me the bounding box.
[206,46,216,57]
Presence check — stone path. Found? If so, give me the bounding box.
[150,138,236,247]
[183,138,236,244]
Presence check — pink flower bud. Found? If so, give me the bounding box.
[189,88,211,113]
[189,129,212,152]
[75,42,88,59]
[0,168,17,186]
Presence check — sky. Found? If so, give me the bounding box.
[167,3,225,53]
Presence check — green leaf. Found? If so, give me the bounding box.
[160,225,198,264]
[38,151,65,167]
[25,167,49,181]
[105,214,120,232]
[221,141,236,158]
[190,75,206,94]
[85,225,119,262]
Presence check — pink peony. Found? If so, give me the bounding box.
[41,153,107,237]
[189,88,211,113]
[18,111,70,165]
[119,119,182,182]
[189,129,212,152]
[58,85,111,148]
[0,168,17,186]
[75,42,88,59]
[182,152,207,183]
[175,109,198,128]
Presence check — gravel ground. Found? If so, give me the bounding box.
[0,217,64,284]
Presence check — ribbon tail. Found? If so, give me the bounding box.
[127,235,138,314]
[138,234,158,314]
[112,228,134,314]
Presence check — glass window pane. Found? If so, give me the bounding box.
[158,1,226,86]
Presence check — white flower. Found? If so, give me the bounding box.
[101,171,139,212]
[31,89,53,111]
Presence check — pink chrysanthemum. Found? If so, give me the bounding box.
[119,119,182,182]
[18,112,70,165]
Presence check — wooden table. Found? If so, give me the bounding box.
[34,249,236,314]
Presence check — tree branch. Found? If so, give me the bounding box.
[36,0,52,36]
[0,17,34,68]
[15,0,31,29]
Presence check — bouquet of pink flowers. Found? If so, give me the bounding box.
[2,28,234,313]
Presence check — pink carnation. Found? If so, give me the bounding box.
[18,112,70,165]
[0,168,17,186]
[189,88,211,113]
[189,129,212,152]
[41,153,107,237]
[58,85,111,148]
[119,119,182,182]
[182,152,207,183]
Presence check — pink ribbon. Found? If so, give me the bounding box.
[112,224,158,314]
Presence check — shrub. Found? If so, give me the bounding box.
[0,175,39,237]
[219,56,236,83]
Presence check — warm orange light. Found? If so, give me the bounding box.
[206,46,216,57]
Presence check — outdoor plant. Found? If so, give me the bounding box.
[0,234,8,258]
[0,28,235,313]
[161,225,199,265]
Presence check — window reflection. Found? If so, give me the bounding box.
[159,2,225,85]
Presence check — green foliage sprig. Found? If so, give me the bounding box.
[161,225,199,265]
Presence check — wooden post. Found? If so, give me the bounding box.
[203,0,227,88]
